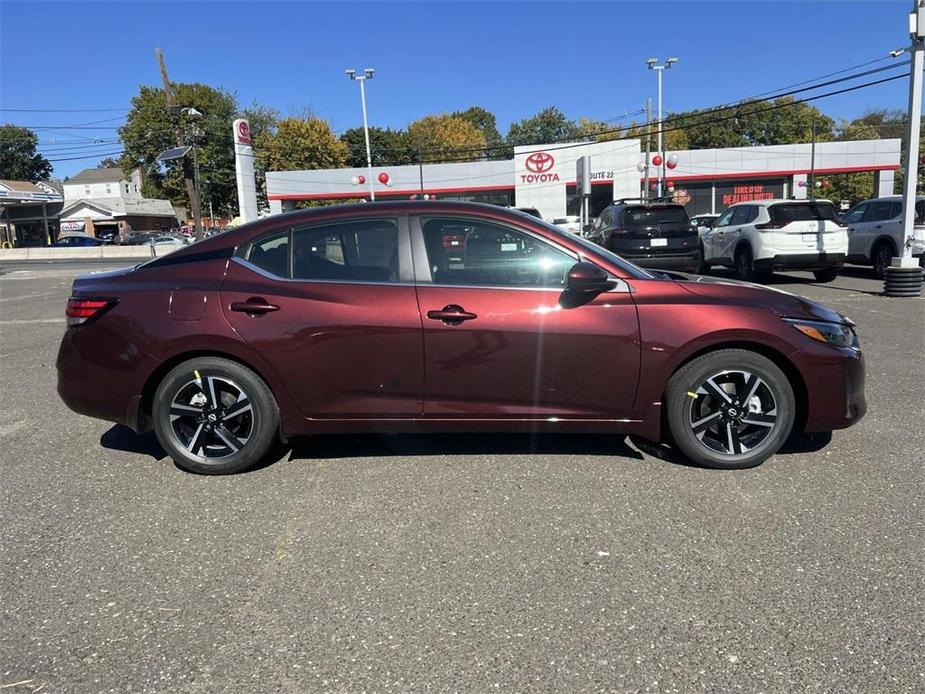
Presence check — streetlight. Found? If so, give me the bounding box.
[346,67,376,201]
[646,57,678,198]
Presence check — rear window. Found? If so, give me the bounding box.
[623,206,689,225]
[770,202,839,225]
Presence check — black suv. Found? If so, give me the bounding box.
[588,198,700,272]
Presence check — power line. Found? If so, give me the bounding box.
[46,150,124,163]
[417,71,911,165]
[0,108,127,113]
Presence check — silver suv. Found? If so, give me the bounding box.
[843,195,925,277]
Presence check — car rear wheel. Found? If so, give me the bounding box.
[665,349,795,469]
[153,357,279,475]
[812,267,840,283]
[871,241,894,279]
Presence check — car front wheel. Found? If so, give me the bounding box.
[153,357,279,475]
[665,349,795,469]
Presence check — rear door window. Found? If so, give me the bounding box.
[292,219,399,283]
[244,230,290,278]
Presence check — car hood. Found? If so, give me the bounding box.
[664,271,849,324]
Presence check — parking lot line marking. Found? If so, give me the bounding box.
[0,318,65,325]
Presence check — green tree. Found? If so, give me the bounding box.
[97,156,120,169]
[118,83,238,214]
[506,107,583,147]
[340,126,413,167]
[255,116,349,172]
[407,114,486,162]
[0,125,52,181]
[452,106,504,158]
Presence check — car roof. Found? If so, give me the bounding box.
[726,198,835,208]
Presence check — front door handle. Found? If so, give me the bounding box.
[427,304,477,325]
[230,298,280,314]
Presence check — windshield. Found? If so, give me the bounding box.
[624,206,689,225]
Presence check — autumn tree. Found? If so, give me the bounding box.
[407,114,486,162]
[0,125,52,181]
[255,116,349,172]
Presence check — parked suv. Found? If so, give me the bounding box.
[699,199,848,282]
[588,199,699,272]
[842,195,925,277]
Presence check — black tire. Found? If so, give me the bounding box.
[153,357,279,475]
[696,243,711,275]
[734,245,760,282]
[812,267,840,283]
[871,241,894,279]
[665,349,795,470]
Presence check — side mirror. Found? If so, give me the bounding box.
[566,262,616,294]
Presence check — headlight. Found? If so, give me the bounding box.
[784,318,858,349]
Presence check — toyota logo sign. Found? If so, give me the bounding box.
[525,152,554,173]
[521,151,559,183]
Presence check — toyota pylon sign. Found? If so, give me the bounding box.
[232,118,258,223]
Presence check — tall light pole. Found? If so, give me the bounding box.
[346,68,376,201]
[884,0,925,296]
[646,57,678,198]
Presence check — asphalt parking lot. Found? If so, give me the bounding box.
[1,260,922,692]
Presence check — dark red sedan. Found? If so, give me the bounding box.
[57,201,865,474]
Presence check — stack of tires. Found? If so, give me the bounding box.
[883,266,924,297]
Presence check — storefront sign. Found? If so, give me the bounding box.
[60,221,84,232]
[521,151,559,183]
[721,183,776,205]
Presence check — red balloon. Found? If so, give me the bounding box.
[378,172,390,184]
[666,160,678,169]
[357,175,366,184]
[666,180,675,189]
[652,154,663,167]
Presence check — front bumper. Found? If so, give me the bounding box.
[799,344,866,432]
[754,252,846,271]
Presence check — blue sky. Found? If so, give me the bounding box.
[0,0,913,177]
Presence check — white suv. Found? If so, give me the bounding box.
[842,195,925,277]
[698,199,848,282]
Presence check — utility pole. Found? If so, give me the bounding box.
[156,48,202,239]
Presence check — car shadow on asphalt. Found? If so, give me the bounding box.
[100,425,834,473]
[100,425,165,460]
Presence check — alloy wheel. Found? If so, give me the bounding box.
[688,369,778,456]
[168,374,255,460]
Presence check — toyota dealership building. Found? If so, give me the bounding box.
[266,138,901,220]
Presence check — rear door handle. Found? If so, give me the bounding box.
[230,298,280,314]
[427,304,477,325]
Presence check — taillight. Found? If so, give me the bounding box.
[66,297,117,326]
